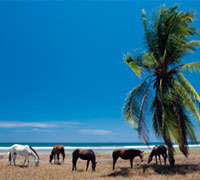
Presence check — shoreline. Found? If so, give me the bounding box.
[0,144,200,153]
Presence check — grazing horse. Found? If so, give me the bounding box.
[148,145,167,165]
[49,145,65,164]
[72,149,97,171]
[112,149,144,170]
[9,144,40,167]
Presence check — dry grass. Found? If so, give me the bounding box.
[0,150,200,180]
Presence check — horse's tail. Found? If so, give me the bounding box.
[72,149,79,162]
[112,150,116,158]
[61,147,65,160]
[29,145,40,160]
[163,146,168,158]
[112,149,119,160]
[165,148,168,158]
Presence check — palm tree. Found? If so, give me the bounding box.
[123,4,200,167]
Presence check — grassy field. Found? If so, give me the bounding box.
[0,150,200,180]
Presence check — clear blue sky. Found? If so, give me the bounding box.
[0,0,200,142]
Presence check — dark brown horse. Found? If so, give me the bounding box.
[72,149,97,171]
[148,145,167,165]
[49,145,65,164]
[112,149,144,170]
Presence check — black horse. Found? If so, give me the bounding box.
[148,145,167,165]
[112,149,144,170]
[49,145,65,164]
[72,149,97,171]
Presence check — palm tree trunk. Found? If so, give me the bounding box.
[164,138,175,167]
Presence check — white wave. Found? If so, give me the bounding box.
[1,144,200,152]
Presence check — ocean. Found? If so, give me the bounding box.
[0,142,200,153]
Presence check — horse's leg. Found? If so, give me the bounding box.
[162,154,166,165]
[22,157,27,167]
[72,158,75,171]
[63,154,65,163]
[13,153,17,166]
[54,155,56,164]
[72,157,78,171]
[112,157,118,170]
[62,152,65,163]
[155,155,157,164]
[61,149,65,163]
[86,160,89,171]
[57,154,60,164]
[9,152,12,165]
[27,158,30,167]
[130,159,133,168]
[158,155,161,165]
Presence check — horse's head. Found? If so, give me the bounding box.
[92,162,97,171]
[148,149,155,163]
[29,145,40,166]
[35,159,40,166]
[148,155,153,163]
[49,154,53,163]
[139,151,144,162]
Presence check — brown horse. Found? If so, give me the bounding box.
[49,145,65,164]
[148,145,167,165]
[72,149,97,171]
[112,149,144,170]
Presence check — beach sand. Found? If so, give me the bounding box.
[0,150,200,180]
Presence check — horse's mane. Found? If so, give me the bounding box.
[29,145,40,160]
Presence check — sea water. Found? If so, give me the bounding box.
[0,142,200,153]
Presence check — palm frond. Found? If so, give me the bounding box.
[142,52,157,68]
[185,116,198,143]
[142,8,161,63]
[175,72,200,104]
[123,79,151,135]
[123,53,143,78]
[151,92,163,137]
[148,4,199,66]
[173,80,200,123]
[183,40,200,53]
[123,80,147,128]
[162,106,181,146]
[180,61,200,73]
[163,106,189,156]
[138,86,151,144]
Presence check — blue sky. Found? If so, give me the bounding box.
[0,0,200,142]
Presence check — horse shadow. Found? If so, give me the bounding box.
[19,165,29,168]
[107,168,131,177]
[142,164,200,175]
[76,169,84,172]
[50,162,62,166]
[10,164,29,168]
[104,164,199,177]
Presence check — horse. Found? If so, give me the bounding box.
[72,149,97,171]
[148,145,167,165]
[112,149,144,170]
[49,145,65,164]
[9,144,40,167]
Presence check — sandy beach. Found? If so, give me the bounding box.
[0,150,200,180]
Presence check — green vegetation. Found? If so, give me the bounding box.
[123,4,200,167]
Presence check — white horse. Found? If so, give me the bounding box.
[9,144,40,167]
